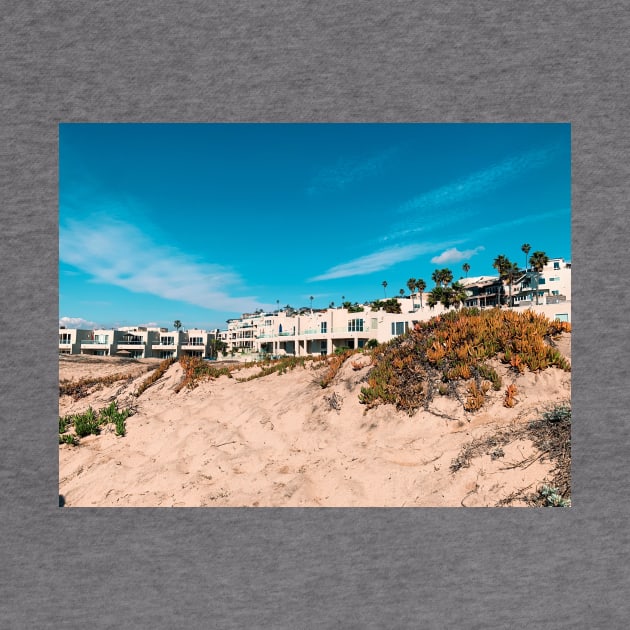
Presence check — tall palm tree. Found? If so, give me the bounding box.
[529,251,549,305]
[382,280,388,298]
[451,281,468,309]
[521,243,531,272]
[407,277,416,310]
[462,262,470,278]
[173,320,182,332]
[309,295,314,310]
[432,268,452,288]
[492,255,510,306]
[415,278,426,308]
[505,261,520,307]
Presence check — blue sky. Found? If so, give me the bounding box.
[59,123,571,331]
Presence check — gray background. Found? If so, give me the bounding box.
[2,1,629,627]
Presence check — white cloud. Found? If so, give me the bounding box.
[59,316,100,329]
[310,242,459,281]
[431,246,485,265]
[60,217,272,314]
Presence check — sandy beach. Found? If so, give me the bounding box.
[58,330,570,508]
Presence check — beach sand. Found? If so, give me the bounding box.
[59,336,570,507]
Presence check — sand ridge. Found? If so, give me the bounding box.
[59,347,570,507]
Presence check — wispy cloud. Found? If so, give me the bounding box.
[59,316,100,329]
[465,209,570,239]
[398,147,555,214]
[431,246,484,265]
[309,242,459,281]
[60,217,272,313]
[307,147,397,195]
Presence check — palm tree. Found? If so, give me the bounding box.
[399,288,405,298]
[432,268,453,288]
[427,287,442,309]
[462,262,470,278]
[173,320,182,332]
[521,243,531,272]
[492,255,510,306]
[407,277,416,310]
[309,295,314,310]
[505,261,520,307]
[529,251,549,305]
[415,278,426,308]
[451,282,468,309]
[382,280,388,298]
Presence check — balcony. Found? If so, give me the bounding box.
[81,340,110,346]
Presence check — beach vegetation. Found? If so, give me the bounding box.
[135,357,177,396]
[59,402,135,444]
[73,407,101,437]
[60,371,139,400]
[452,401,571,506]
[176,355,234,391]
[359,308,570,415]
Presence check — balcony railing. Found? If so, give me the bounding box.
[81,340,110,345]
[118,340,145,345]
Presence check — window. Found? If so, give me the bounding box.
[391,322,407,336]
[160,336,175,345]
[264,319,272,326]
[549,277,560,282]
[59,334,71,344]
[348,319,364,332]
[553,262,560,270]
[552,290,559,296]
[371,318,378,329]
[555,314,569,322]
[320,322,327,333]
[538,278,546,285]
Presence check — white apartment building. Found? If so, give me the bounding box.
[180,328,221,358]
[224,300,454,359]
[78,329,118,356]
[511,258,571,308]
[58,327,92,354]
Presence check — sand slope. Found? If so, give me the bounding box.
[59,344,570,507]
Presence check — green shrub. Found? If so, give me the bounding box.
[538,485,571,507]
[73,407,100,437]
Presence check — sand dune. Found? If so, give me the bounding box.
[59,341,570,507]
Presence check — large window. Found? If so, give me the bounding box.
[554,261,560,270]
[391,322,408,336]
[348,319,364,332]
[160,336,175,345]
[320,322,327,333]
[59,333,71,344]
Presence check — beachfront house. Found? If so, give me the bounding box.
[79,329,120,356]
[511,258,571,307]
[115,326,166,359]
[59,327,92,354]
[179,328,222,358]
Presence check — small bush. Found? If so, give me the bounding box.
[73,407,100,437]
[59,434,78,446]
[538,485,571,507]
